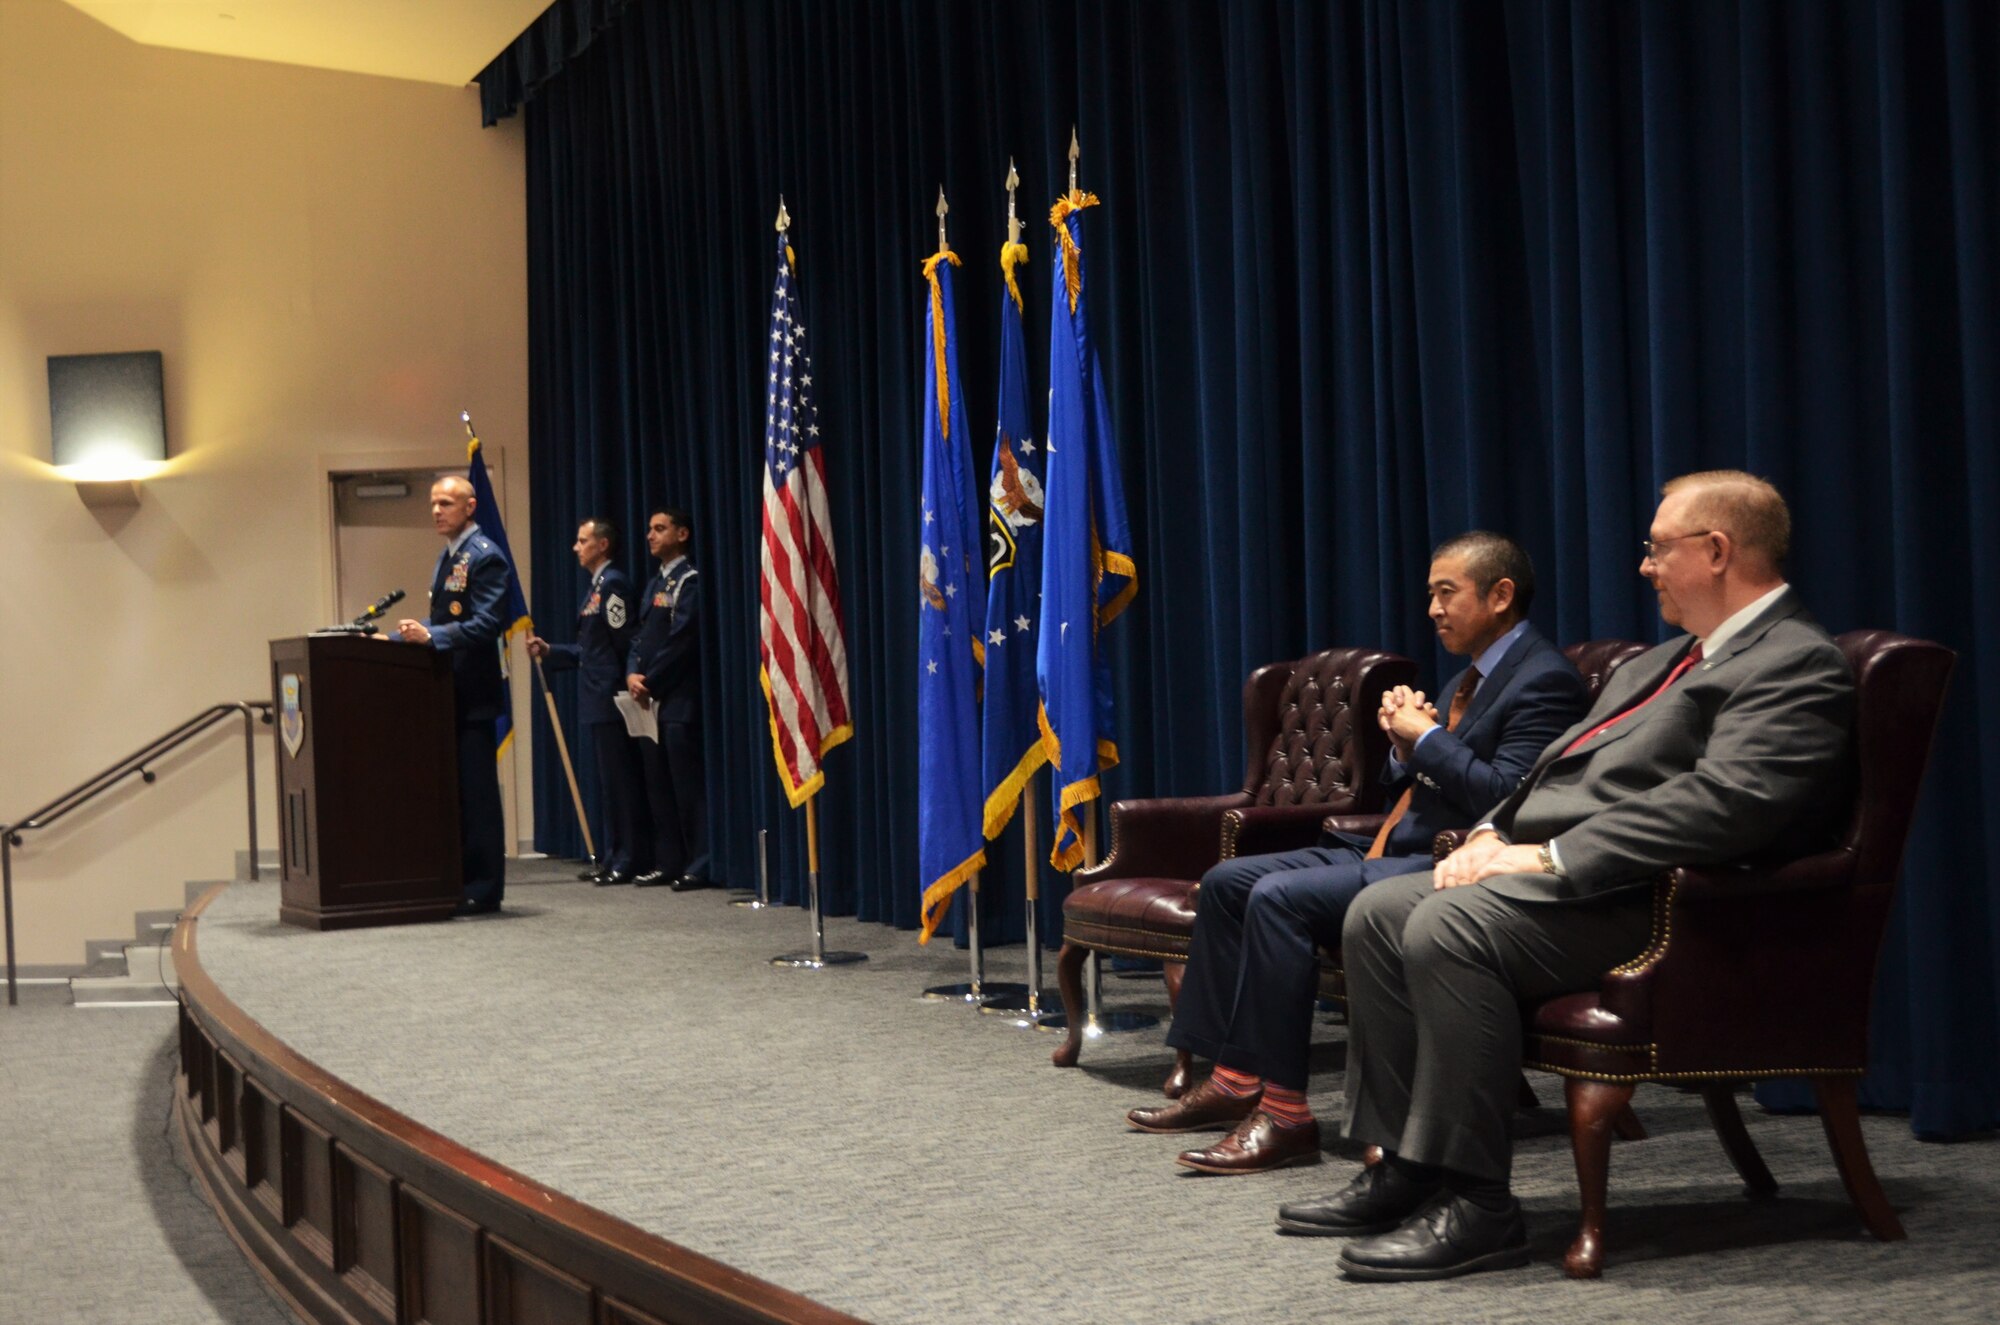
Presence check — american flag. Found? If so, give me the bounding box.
[759,230,853,806]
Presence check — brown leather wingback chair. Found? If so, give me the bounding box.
[1048,646,1417,1077]
[1454,630,1954,1278]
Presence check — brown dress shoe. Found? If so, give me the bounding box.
[1126,1074,1261,1134]
[1176,1111,1323,1174]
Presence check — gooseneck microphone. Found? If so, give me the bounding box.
[351,588,407,626]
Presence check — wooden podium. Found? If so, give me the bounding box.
[269,635,463,929]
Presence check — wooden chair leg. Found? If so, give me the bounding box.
[1159,962,1191,1096]
[1813,1076,1905,1241]
[1700,1084,1776,1195]
[1612,1104,1648,1142]
[1362,1145,1383,1167]
[1049,943,1090,1068]
[1564,1077,1635,1279]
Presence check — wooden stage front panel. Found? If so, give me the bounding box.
[171,886,858,1325]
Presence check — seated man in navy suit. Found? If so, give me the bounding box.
[1125,532,1588,1175]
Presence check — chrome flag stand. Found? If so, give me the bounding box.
[772,796,866,969]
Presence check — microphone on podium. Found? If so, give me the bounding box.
[351,588,407,626]
[313,589,408,636]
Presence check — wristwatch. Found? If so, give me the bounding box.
[1537,842,1562,876]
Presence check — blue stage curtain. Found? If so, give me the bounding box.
[482,1,1998,1139]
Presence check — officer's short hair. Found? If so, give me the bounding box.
[583,517,617,555]
[1431,530,1535,619]
[652,507,694,541]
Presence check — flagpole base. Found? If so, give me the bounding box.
[728,891,772,909]
[923,980,1028,1004]
[1049,1010,1157,1039]
[980,991,1065,1030]
[772,951,868,969]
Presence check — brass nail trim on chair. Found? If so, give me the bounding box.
[1524,1060,1868,1085]
[1220,809,1243,861]
[1531,1034,1653,1055]
[1607,879,1677,976]
[1097,811,1125,873]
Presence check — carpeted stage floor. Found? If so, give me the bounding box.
[189,862,1998,1323]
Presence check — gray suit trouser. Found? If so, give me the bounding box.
[1341,870,1654,1181]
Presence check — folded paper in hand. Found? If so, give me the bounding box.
[613,692,659,742]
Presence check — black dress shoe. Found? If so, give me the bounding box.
[669,873,715,892]
[452,899,501,917]
[1337,1193,1529,1281]
[1276,1161,1444,1236]
[577,866,605,881]
[594,871,635,886]
[633,870,671,887]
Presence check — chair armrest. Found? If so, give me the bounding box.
[1432,829,1468,862]
[1076,793,1254,884]
[1222,804,1340,860]
[1595,854,1873,1067]
[1667,850,1856,901]
[1320,813,1388,840]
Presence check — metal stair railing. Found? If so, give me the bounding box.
[2,700,273,1007]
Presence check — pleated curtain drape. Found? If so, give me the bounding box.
[480,0,1999,1139]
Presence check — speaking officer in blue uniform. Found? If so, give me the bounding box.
[396,475,511,915]
[625,507,712,890]
[1126,532,1588,1175]
[527,518,648,886]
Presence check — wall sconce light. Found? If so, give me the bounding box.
[48,350,169,507]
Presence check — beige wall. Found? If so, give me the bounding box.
[0,0,532,966]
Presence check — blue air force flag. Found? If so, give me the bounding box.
[916,246,987,941]
[1036,190,1136,872]
[466,430,533,756]
[981,236,1047,838]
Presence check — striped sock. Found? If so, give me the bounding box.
[1260,1084,1314,1128]
[1209,1064,1262,1097]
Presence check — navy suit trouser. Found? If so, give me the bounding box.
[1164,844,1430,1091]
[639,719,709,881]
[589,721,650,875]
[456,721,506,909]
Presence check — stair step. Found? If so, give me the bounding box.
[123,943,178,986]
[69,969,178,1007]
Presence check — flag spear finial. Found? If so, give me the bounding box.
[1068,126,1079,194]
[1005,158,1021,245]
[460,410,475,437]
[775,196,790,235]
[936,186,949,250]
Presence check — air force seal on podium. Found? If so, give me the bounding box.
[280,674,304,757]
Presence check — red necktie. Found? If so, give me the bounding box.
[1560,642,1704,757]
[1367,666,1482,860]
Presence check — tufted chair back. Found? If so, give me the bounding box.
[1835,631,1955,887]
[1562,639,1651,705]
[1245,647,1417,808]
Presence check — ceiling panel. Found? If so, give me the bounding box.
[63,0,550,86]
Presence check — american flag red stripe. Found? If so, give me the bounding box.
[759,235,852,806]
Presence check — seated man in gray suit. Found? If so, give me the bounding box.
[1284,471,1855,1282]
[1127,533,1589,1175]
